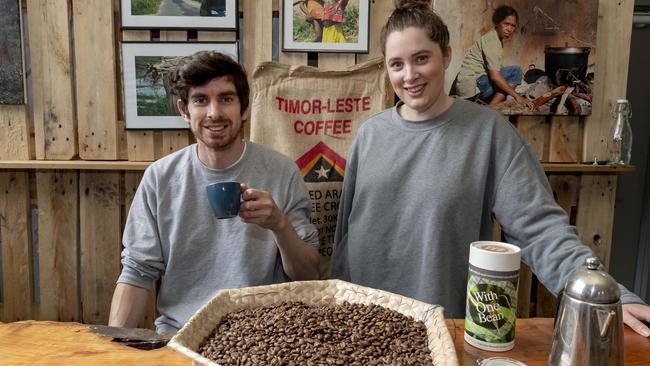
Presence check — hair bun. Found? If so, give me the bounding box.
[394,0,432,11]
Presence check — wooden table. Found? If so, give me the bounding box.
[1,319,648,365]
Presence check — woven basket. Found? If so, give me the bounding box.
[168,279,458,366]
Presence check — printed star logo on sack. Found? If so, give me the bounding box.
[296,142,345,183]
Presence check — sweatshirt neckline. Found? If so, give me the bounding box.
[391,98,460,131]
[192,141,248,173]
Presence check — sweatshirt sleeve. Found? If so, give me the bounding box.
[330,135,360,281]
[284,166,319,248]
[493,143,646,305]
[117,167,166,290]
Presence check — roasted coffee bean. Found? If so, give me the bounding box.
[198,301,432,365]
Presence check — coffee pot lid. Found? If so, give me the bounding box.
[564,257,620,303]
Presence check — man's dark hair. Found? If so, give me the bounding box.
[492,5,518,25]
[168,51,249,115]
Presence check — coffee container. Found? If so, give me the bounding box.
[464,241,521,351]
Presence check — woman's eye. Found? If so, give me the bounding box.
[416,55,429,63]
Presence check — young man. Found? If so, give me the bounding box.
[108,51,319,333]
[454,5,531,108]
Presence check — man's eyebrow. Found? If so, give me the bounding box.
[189,91,207,99]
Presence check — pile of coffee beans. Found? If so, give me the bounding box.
[198,301,432,365]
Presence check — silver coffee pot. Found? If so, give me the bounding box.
[548,257,624,366]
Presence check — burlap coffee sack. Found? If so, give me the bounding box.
[250,59,387,277]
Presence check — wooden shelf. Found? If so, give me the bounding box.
[0,160,636,173]
[541,163,635,173]
[0,160,150,171]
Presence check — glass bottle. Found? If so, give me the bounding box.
[608,99,633,165]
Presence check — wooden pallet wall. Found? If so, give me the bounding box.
[0,0,634,326]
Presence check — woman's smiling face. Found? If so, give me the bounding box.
[385,26,452,121]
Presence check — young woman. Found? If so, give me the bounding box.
[331,0,650,337]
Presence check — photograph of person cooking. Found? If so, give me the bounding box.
[444,0,597,115]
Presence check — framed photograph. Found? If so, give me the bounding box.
[122,42,238,129]
[0,0,25,105]
[439,0,598,116]
[121,0,238,30]
[282,0,370,53]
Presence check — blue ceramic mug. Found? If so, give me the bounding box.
[206,181,242,219]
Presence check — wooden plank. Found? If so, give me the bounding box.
[278,3,307,65]
[123,172,142,214]
[517,263,532,318]
[117,120,128,160]
[492,216,502,242]
[549,116,582,163]
[242,0,273,139]
[0,160,150,170]
[0,105,31,160]
[242,1,273,77]
[162,131,190,156]
[197,31,237,42]
[121,30,150,41]
[127,131,156,161]
[576,175,617,268]
[80,172,121,325]
[535,278,558,318]
[584,0,634,162]
[72,0,119,160]
[356,0,394,62]
[515,115,548,161]
[0,171,33,322]
[159,31,191,158]
[114,1,128,161]
[0,321,190,365]
[317,53,357,70]
[548,175,580,222]
[35,171,80,321]
[541,163,634,173]
[123,30,157,161]
[0,161,633,173]
[153,131,164,159]
[160,31,186,42]
[26,0,77,160]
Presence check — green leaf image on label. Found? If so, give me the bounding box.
[465,272,518,343]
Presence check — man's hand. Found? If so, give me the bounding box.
[622,303,650,337]
[238,183,286,232]
[237,183,319,280]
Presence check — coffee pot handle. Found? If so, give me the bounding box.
[597,309,616,338]
[553,290,564,328]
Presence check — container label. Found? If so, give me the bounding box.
[464,264,519,350]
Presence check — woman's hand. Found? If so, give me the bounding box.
[622,303,650,337]
[515,94,534,110]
